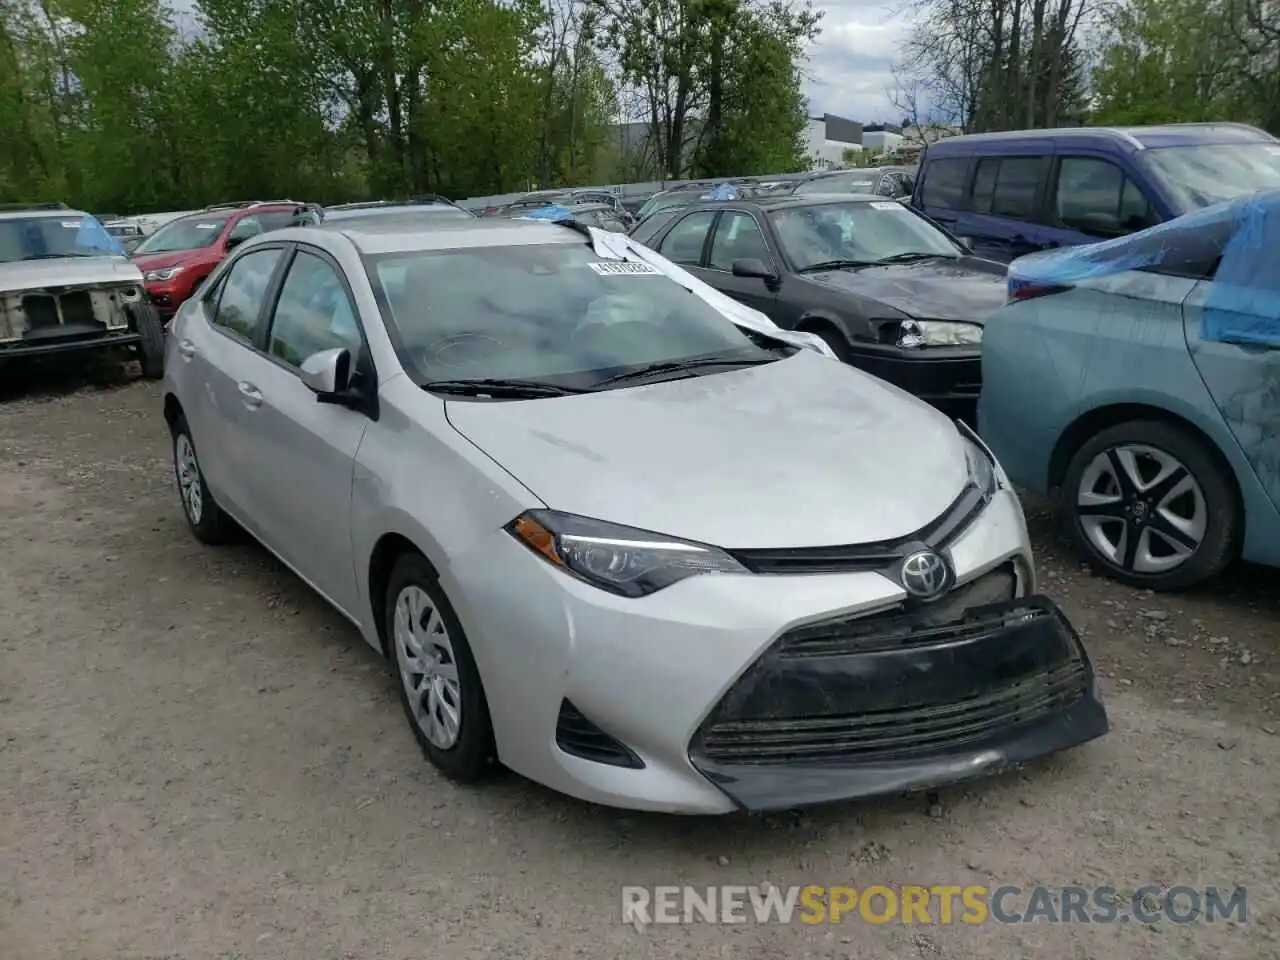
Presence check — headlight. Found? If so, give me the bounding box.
[898,319,983,348]
[962,434,997,498]
[143,266,182,282]
[507,510,747,597]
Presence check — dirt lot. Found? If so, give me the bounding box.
[1,374,1277,960]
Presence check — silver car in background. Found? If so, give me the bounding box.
[161,217,1107,813]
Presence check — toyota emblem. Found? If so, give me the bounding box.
[900,550,950,600]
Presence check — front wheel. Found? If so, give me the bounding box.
[131,301,165,379]
[1061,419,1240,590]
[386,553,495,782]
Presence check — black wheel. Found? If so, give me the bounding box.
[809,326,854,363]
[385,552,495,782]
[131,301,165,379]
[1061,419,1239,590]
[171,415,232,544]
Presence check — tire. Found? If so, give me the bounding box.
[1061,419,1239,591]
[810,326,854,363]
[171,414,232,545]
[131,301,165,379]
[385,553,495,782]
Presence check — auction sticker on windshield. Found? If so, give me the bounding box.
[587,261,661,276]
[870,202,905,211]
[196,222,220,229]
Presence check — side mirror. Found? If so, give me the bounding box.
[301,347,352,397]
[732,258,778,284]
[225,234,248,250]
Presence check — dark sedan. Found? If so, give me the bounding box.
[630,193,1008,418]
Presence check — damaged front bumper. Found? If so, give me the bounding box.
[689,596,1108,812]
[0,280,147,359]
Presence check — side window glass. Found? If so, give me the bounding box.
[971,159,999,212]
[267,251,363,368]
[657,211,716,265]
[1056,157,1157,236]
[228,216,263,242]
[919,158,969,210]
[708,212,770,271]
[211,248,283,342]
[989,157,1047,220]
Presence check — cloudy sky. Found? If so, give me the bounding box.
[803,0,909,125]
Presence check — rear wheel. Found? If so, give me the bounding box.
[131,301,165,379]
[1061,419,1239,590]
[171,415,231,544]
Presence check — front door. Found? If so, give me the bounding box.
[701,210,780,318]
[1182,278,1280,514]
[233,246,373,617]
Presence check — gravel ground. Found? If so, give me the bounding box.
[1,373,1277,960]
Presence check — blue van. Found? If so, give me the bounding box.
[911,123,1280,262]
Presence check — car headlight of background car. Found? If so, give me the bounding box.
[897,318,983,349]
[962,433,998,499]
[143,266,183,282]
[508,510,747,597]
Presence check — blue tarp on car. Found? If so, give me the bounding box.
[74,215,127,256]
[519,204,574,222]
[700,183,739,200]
[1007,190,1280,348]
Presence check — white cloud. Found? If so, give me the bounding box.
[802,0,912,124]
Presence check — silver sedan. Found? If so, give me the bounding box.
[162,217,1108,813]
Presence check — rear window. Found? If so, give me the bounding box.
[919,158,969,209]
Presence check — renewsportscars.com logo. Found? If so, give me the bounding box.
[621,884,1248,926]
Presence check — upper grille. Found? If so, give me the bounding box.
[777,564,1018,658]
[727,482,989,575]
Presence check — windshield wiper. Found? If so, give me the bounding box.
[797,259,876,273]
[422,377,589,398]
[874,251,956,265]
[592,356,773,388]
[21,252,96,260]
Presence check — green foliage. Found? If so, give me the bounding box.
[0,0,817,210]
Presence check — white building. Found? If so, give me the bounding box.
[803,114,864,170]
[861,124,905,153]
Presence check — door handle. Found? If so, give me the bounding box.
[178,339,196,359]
[237,382,263,408]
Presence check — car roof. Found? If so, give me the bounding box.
[923,122,1275,156]
[317,216,586,254]
[678,193,891,215]
[0,208,90,222]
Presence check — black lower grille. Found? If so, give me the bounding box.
[555,700,644,769]
[777,564,1018,658]
[697,661,1087,765]
[23,294,59,329]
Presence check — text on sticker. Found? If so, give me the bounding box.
[196,222,220,229]
[587,261,661,276]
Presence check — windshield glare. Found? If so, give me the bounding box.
[771,201,959,270]
[1144,143,1280,214]
[795,172,880,195]
[368,243,780,387]
[134,215,229,254]
[0,214,125,263]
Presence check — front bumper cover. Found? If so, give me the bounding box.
[689,595,1108,812]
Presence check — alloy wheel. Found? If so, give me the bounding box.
[175,433,203,525]
[393,584,463,750]
[1075,444,1207,575]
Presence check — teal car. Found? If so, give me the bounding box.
[978,191,1280,590]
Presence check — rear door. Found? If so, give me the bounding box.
[962,154,1054,261]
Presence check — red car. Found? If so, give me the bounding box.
[131,202,308,319]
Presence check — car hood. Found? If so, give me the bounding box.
[446,351,970,549]
[803,257,1007,323]
[131,250,206,271]
[0,256,142,294]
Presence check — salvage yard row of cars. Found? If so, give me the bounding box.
[3,119,1279,814]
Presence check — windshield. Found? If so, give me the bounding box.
[0,214,125,263]
[134,214,230,254]
[1143,143,1280,214]
[367,242,782,388]
[770,201,960,270]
